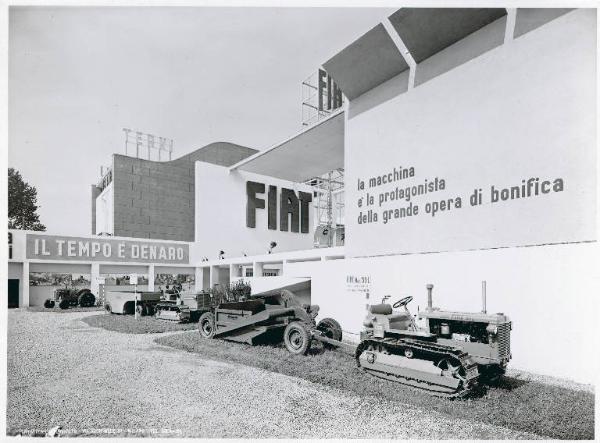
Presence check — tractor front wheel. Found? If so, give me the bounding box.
[198,312,215,339]
[284,322,311,355]
[136,304,144,317]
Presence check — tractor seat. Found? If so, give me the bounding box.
[369,304,411,329]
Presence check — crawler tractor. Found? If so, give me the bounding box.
[357,283,511,397]
[154,290,213,323]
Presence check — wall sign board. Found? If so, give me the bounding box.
[26,234,189,264]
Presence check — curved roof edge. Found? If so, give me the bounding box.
[114,141,258,169]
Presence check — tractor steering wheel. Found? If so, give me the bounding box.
[393,296,413,309]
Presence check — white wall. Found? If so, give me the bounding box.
[345,9,596,258]
[95,183,114,235]
[286,242,598,384]
[195,162,314,259]
[9,229,27,261]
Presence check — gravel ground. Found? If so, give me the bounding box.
[7,309,542,439]
[27,306,104,314]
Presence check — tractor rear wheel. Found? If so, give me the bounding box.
[78,291,95,307]
[316,318,342,349]
[284,322,311,355]
[198,312,215,339]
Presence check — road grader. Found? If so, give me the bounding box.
[197,289,343,353]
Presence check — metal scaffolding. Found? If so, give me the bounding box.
[301,69,345,127]
[305,169,345,247]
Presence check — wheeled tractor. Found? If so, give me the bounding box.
[44,287,96,309]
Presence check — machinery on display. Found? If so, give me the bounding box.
[418,283,512,381]
[104,290,162,316]
[356,284,512,397]
[154,291,213,323]
[178,291,213,321]
[197,289,343,354]
[44,286,96,309]
[153,302,191,322]
[194,283,511,397]
[103,284,214,322]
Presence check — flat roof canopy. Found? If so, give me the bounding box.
[323,23,409,100]
[229,110,344,183]
[322,8,507,101]
[388,8,507,63]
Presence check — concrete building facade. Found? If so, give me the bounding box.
[92,142,257,241]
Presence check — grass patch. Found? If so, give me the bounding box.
[155,331,594,440]
[82,313,198,334]
[27,306,104,314]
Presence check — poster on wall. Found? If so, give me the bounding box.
[346,274,372,309]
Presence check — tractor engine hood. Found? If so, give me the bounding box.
[420,309,510,324]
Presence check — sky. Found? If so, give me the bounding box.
[8,6,394,236]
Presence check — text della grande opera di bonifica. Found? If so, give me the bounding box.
[356,166,564,225]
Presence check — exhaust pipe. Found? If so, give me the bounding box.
[481,280,487,314]
[426,284,434,310]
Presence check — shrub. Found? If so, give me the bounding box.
[209,280,251,305]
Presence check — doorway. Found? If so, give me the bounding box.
[8,279,19,308]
